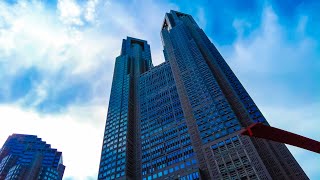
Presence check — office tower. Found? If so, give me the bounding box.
[0,134,65,179]
[98,10,307,180]
[98,37,153,179]
[159,10,307,179]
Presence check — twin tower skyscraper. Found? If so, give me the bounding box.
[98,11,307,180]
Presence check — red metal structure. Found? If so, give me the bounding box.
[241,123,320,154]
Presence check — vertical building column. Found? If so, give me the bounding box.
[161,27,211,179]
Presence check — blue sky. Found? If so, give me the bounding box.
[0,0,319,179]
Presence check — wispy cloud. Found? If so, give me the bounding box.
[0,0,119,111]
[57,0,83,26]
[224,6,320,105]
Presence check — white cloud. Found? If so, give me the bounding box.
[0,0,120,108]
[57,0,83,26]
[0,0,177,77]
[3,3,112,74]
[227,7,318,74]
[84,0,99,23]
[0,1,75,71]
[221,6,319,106]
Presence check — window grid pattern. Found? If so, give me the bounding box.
[204,135,274,180]
[165,23,242,145]
[98,56,129,179]
[186,13,307,179]
[159,11,306,179]
[198,28,267,125]
[139,63,198,180]
[98,37,153,180]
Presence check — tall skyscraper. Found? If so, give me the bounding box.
[98,37,153,179]
[0,134,65,180]
[98,10,307,180]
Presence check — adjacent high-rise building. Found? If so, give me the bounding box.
[0,134,65,180]
[98,10,307,180]
[98,37,153,179]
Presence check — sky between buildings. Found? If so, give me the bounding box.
[0,0,319,179]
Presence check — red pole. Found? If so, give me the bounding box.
[241,123,320,154]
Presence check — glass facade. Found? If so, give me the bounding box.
[160,10,307,179]
[98,11,307,180]
[139,63,199,179]
[0,134,65,180]
[98,37,152,180]
[99,54,130,179]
